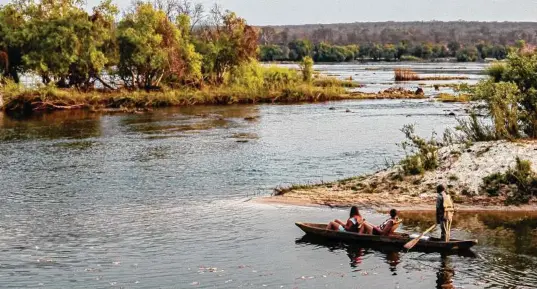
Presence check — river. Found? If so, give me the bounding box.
[1,63,536,288]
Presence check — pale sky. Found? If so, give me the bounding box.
[3,0,537,25]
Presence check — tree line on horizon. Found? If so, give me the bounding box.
[258,22,537,62]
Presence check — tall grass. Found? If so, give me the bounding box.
[394,68,469,81]
[394,68,420,81]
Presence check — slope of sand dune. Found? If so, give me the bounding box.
[260,140,537,210]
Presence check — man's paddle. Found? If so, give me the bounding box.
[403,224,437,250]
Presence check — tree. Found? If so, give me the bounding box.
[19,0,118,89]
[196,9,258,84]
[287,40,312,61]
[0,2,27,82]
[259,45,286,61]
[117,3,200,89]
[456,47,478,62]
[447,41,461,57]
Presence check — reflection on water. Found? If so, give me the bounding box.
[295,235,467,289]
[400,211,537,256]
[0,110,102,141]
[437,254,455,289]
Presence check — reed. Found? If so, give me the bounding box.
[394,68,469,81]
[394,68,420,81]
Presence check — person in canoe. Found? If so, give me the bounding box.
[326,206,364,232]
[436,184,455,241]
[361,209,401,236]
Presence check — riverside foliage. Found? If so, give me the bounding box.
[0,0,269,90]
[0,0,360,111]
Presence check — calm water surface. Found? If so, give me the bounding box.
[1,63,536,288]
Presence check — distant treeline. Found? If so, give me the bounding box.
[260,40,518,62]
[258,22,537,62]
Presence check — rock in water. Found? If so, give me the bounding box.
[415,87,424,95]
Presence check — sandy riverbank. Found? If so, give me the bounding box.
[257,140,537,211]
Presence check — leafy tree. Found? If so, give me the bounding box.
[196,10,258,84]
[477,52,537,138]
[117,3,201,88]
[118,3,176,88]
[0,1,28,83]
[287,40,312,61]
[456,47,479,62]
[16,0,118,89]
[447,41,461,56]
[259,45,286,61]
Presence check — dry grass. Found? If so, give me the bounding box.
[394,68,421,81]
[436,93,472,103]
[394,68,469,81]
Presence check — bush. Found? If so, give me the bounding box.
[481,157,537,204]
[262,66,299,89]
[226,60,265,91]
[480,52,537,138]
[454,113,497,142]
[300,56,314,82]
[398,124,439,175]
[486,63,506,82]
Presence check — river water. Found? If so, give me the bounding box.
[1,63,536,288]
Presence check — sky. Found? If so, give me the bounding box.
[2,0,537,25]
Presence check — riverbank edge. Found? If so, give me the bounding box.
[257,140,537,211]
[0,85,426,113]
[254,195,537,212]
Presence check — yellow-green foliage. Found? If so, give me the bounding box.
[486,62,506,82]
[262,66,299,89]
[227,60,265,91]
[475,80,521,139]
[437,93,471,102]
[313,78,360,88]
[300,56,314,82]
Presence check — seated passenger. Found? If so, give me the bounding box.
[326,206,364,232]
[361,209,400,236]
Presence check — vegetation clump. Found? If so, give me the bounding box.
[398,124,439,175]
[394,68,469,81]
[481,157,537,204]
[436,93,471,103]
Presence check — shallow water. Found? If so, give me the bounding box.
[1,63,536,288]
[277,62,488,95]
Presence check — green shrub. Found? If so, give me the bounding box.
[398,124,439,175]
[481,157,537,204]
[262,66,299,89]
[486,63,506,82]
[455,113,497,142]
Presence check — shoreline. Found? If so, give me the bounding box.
[254,195,537,212]
[259,140,537,212]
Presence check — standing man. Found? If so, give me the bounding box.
[436,184,454,241]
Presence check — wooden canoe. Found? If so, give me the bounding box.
[296,222,477,251]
